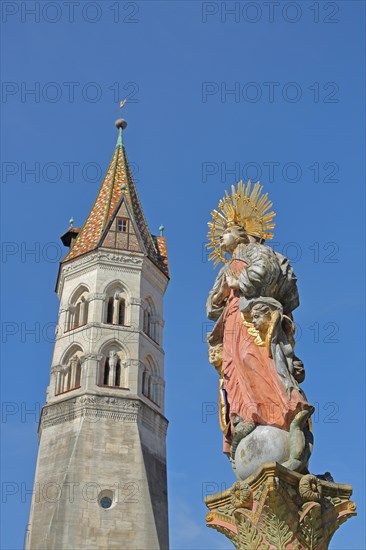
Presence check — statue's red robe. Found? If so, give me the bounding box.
[221,259,312,454]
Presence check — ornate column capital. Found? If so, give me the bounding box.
[205,462,356,550]
[51,364,62,374]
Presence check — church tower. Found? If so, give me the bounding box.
[26,118,170,550]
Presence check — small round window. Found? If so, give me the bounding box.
[98,490,114,509]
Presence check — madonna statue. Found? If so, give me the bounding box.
[206,181,314,480]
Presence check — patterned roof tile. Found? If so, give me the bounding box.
[62,128,169,277]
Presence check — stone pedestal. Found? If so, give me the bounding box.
[205,462,356,549]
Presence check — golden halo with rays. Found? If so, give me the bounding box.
[207,180,276,267]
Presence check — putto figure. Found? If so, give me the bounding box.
[206,180,314,479]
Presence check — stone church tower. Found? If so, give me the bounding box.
[26,118,170,550]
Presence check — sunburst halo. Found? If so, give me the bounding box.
[207,180,276,267]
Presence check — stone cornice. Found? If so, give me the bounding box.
[40,395,140,430]
[99,265,140,275]
[39,394,168,437]
[58,250,144,297]
[98,250,144,266]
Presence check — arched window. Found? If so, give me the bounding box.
[143,298,158,342]
[56,353,82,395]
[143,308,152,336]
[67,287,89,331]
[142,369,150,398]
[142,356,160,406]
[104,287,128,327]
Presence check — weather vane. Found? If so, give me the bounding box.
[119,98,127,115]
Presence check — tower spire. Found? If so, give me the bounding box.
[60,116,169,277]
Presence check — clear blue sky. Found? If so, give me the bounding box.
[1,1,365,549]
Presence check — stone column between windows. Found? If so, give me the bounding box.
[57,306,68,338]
[63,367,71,393]
[88,293,105,327]
[129,297,143,331]
[108,360,116,386]
[82,354,102,392]
[70,362,76,389]
[112,293,120,325]
[66,305,75,332]
[79,299,86,325]
[49,364,60,397]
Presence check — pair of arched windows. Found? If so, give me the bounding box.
[66,288,89,332]
[99,350,127,388]
[105,292,126,326]
[55,349,160,400]
[65,288,161,346]
[56,355,82,395]
[66,287,129,332]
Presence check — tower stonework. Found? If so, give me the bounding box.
[26,119,170,550]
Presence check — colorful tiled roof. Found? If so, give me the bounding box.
[155,236,169,273]
[62,125,169,277]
